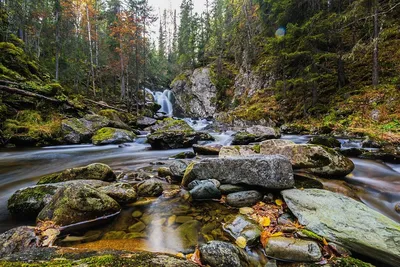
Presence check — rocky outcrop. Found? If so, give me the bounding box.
[282,189,400,266]
[37,184,120,226]
[91,127,136,145]
[171,68,217,118]
[147,118,214,149]
[182,156,294,189]
[37,163,116,184]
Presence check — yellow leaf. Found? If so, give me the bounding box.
[275,199,283,206]
[323,237,329,246]
[259,216,271,227]
[235,236,247,248]
[271,232,283,237]
[176,253,184,258]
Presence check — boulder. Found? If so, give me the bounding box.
[37,184,120,226]
[0,226,38,258]
[260,140,354,177]
[137,116,157,129]
[61,114,110,144]
[232,126,281,145]
[171,151,196,159]
[189,181,221,200]
[137,178,163,197]
[8,184,59,217]
[308,136,341,148]
[91,127,136,145]
[226,191,263,208]
[223,215,262,246]
[219,184,249,194]
[264,237,322,262]
[8,180,110,217]
[37,163,116,184]
[199,241,255,267]
[187,179,220,190]
[193,144,222,155]
[147,118,214,149]
[170,160,192,178]
[182,156,294,189]
[282,189,400,266]
[219,145,260,158]
[98,182,137,204]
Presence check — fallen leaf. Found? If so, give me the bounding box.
[271,232,283,237]
[190,247,203,266]
[235,236,247,248]
[259,216,271,227]
[275,199,283,206]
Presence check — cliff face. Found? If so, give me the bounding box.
[170,68,217,118]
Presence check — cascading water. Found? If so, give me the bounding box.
[146,88,174,116]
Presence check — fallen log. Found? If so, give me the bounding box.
[0,85,62,103]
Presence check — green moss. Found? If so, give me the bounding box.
[252,144,261,153]
[171,72,191,86]
[333,256,375,267]
[92,127,117,142]
[300,229,324,241]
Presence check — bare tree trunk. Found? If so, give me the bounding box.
[55,1,60,81]
[372,0,379,88]
[120,41,125,99]
[86,4,96,96]
[143,16,146,108]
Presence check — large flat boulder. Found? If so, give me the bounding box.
[37,184,120,226]
[182,156,294,189]
[232,125,280,145]
[260,140,354,177]
[282,189,400,266]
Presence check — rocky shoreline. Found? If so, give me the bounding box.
[1,118,400,266]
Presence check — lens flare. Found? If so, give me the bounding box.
[275,27,286,38]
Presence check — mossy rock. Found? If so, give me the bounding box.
[308,136,341,148]
[92,127,136,145]
[61,115,111,144]
[7,184,59,217]
[98,182,137,204]
[37,184,120,226]
[37,163,116,185]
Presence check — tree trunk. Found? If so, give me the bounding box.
[372,0,379,88]
[120,41,125,99]
[55,1,60,81]
[86,4,96,96]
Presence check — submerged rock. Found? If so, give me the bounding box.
[37,163,116,184]
[37,184,120,226]
[264,237,322,262]
[223,215,262,246]
[91,127,136,145]
[282,189,400,266]
[98,182,137,204]
[0,226,38,258]
[260,140,354,177]
[171,220,201,253]
[189,180,221,200]
[182,156,294,189]
[232,125,280,145]
[308,136,341,148]
[226,190,263,208]
[199,241,255,267]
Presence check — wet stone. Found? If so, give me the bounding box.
[219,184,249,194]
[131,210,143,218]
[102,231,126,240]
[264,237,322,262]
[224,215,262,246]
[190,181,222,200]
[128,221,146,232]
[188,179,221,190]
[226,190,263,208]
[175,216,194,224]
[137,179,163,197]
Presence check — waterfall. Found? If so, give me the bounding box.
[146,89,174,116]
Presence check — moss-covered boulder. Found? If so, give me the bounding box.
[37,184,120,226]
[98,182,137,204]
[260,140,354,177]
[37,163,116,185]
[7,184,59,217]
[193,144,222,155]
[147,118,214,149]
[92,127,136,145]
[308,136,341,148]
[232,125,281,145]
[61,114,110,144]
[0,226,38,258]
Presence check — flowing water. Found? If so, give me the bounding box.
[0,130,399,255]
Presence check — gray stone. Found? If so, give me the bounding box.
[37,184,120,226]
[182,156,294,189]
[260,140,354,177]
[137,178,163,197]
[193,144,222,155]
[223,215,262,246]
[137,116,157,128]
[232,126,280,145]
[226,191,263,208]
[219,145,259,158]
[199,241,254,267]
[189,181,221,200]
[219,184,249,194]
[0,226,38,258]
[282,189,400,266]
[264,237,322,262]
[187,179,221,190]
[170,160,192,178]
